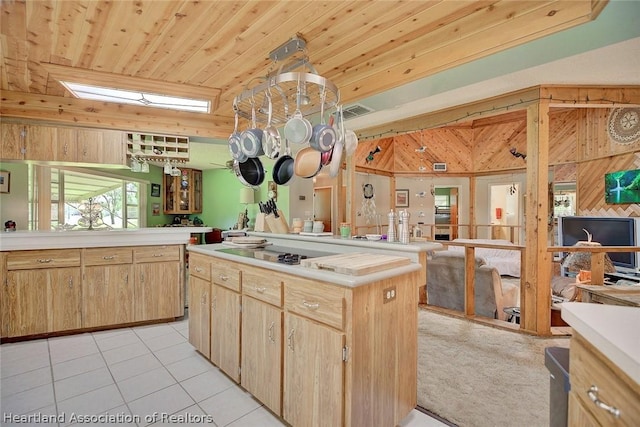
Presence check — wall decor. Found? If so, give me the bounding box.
[151,183,161,197]
[395,189,409,207]
[0,171,10,193]
[152,203,160,216]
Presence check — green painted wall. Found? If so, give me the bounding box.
[200,158,291,231]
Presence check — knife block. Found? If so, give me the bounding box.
[254,213,270,232]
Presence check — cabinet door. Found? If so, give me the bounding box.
[283,313,344,427]
[192,169,203,213]
[55,128,78,162]
[3,270,49,337]
[163,174,177,214]
[83,264,134,327]
[76,128,124,165]
[135,261,182,321]
[48,267,82,332]
[188,276,210,358]
[1,123,25,160]
[241,296,282,415]
[25,125,57,161]
[211,284,241,382]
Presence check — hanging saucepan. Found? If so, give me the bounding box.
[284,77,313,144]
[228,112,247,162]
[233,157,265,188]
[272,139,295,186]
[294,146,323,179]
[261,90,281,159]
[240,100,264,157]
[310,88,336,153]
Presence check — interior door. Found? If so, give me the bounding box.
[313,186,333,232]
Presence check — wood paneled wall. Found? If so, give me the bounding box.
[355,106,639,215]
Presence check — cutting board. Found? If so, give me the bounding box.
[300,252,411,276]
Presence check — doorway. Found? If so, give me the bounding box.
[434,187,459,240]
[313,186,333,233]
[489,183,519,242]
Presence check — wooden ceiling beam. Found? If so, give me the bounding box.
[0,90,231,139]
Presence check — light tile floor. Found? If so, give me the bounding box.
[1,319,447,427]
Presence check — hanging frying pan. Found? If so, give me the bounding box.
[240,101,264,157]
[272,139,295,186]
[328,138,344,178]
[294,146,322,179]
[234,157,265,188]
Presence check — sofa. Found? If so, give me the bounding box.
[447,238,521,277]
[426,251,519,320]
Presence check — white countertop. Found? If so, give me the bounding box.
[247,231,442,261]
[0,227,212,251]
[561,302,640,384]
[188,243,422,288]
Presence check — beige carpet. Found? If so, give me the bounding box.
[417,308,571,427]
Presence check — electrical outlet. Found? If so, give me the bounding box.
[383,286,396,303]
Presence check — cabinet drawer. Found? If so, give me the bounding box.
[284,278,346,330]
[242,267,282,307]
[7,249,81,270]
[84,247,133,266]
[212,260,240,292]
[570,334,640,427]
[189,253,211,281]
[134,245,181,263]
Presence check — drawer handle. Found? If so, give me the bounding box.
[152,253,164,257]
[37,258,53,263]
[102,255,116,260]
[302,301,319,310]
[195,267,204,272]
[587,385,620,418]
[268,322,275,343]
[218,274,229,281]
[256,286,266,293]
[287,328,295,352]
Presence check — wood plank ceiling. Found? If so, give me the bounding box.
[1,0,607,139]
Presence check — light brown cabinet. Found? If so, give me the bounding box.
[187,249,420,427]
[82,247,134,328]
[1,245,184,339]
[568,333,640,426]
[240,267,284,415]
[134,245,183,322]
[188,253,212,358]
[0,123,25,159]
[163,168,203,214]
[205,258,242,382]
[2,249,82,337]
[0,122,126,166]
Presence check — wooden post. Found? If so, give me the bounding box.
[464,246,476,317]
[522,99,552,335]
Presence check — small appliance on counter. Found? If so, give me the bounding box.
[4,220,16,232]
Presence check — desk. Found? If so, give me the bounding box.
[578,284,640,307]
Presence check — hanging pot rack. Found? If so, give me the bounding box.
[232,35,340,126]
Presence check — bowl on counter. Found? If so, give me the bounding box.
[365,234,382,241]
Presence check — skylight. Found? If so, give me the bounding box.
[60,82,210,113]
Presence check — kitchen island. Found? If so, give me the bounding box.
[247,231,443,302]
[0,227,210,340]
[561,303,640,425]
[187,242,423,427]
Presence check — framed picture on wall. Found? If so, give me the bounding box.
[151,183,161,197]
[395,189,409,207]
[0,171,10,193]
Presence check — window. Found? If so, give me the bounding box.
[60,82,210,113]
[30,166,146,230]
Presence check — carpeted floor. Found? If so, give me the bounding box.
[417,308,571,427]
